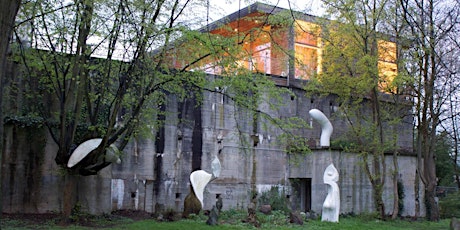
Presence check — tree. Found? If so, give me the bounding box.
[438,11,460,189]
[399,0,460,221]
[9,0,309,221]
[0,0,22,218]
[434,132,455,186]
[445,93,460,188]
[308,0,408,219]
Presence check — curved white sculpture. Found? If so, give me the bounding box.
[190,155,222,208]
[322,163,340,222]
[67,138,121,168]
[309,109,333,147]
[190,170,213,208]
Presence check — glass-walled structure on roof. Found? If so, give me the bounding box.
[165,3,397,93]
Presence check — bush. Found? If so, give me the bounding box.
[219,209,247,225]
[439,191,460,218]
[258,186,290,214]
[257,210,288,226]
[397,179,405,215]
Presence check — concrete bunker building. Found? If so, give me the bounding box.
[2,2,421,216]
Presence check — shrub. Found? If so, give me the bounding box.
[257,210,288,226]
[439,191,460,218]
[258,186,290,214]
[397,179,405,216]
[162,208,179,221]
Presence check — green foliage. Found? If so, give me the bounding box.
[435,132,456,186]
[161,208,180,222]
[257,210,288,226]
[10,0,313,174]
[185,213,208,222]
[258,186,290,214]
[331,139,359,151]
[306,0,408,220]
[0,211,452,229]
[218,209,248,225]
[69,202,92,223]
[3,115,44,127]
[439,192,460,218]
[284,135,311,155]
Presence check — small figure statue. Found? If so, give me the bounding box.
[216,194,223,213]
[206,205,219,226]
[322,163,340,222]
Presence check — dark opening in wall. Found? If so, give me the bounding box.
[191,100,203,171]
[290,178,312,212]
[154,103,166,195]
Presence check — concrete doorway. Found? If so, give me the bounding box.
[291,178,312,212]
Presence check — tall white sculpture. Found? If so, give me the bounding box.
[322,163,340,222]
[190,156,221,208]
[308,109,333,147]
[309,109,340,222]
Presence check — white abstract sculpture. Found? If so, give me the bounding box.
[309,109,333,147]
[190,155,221,208]
[67,138,121,168]
[322,163,340,222]
[190,170,212,207]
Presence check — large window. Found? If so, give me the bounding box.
[295,44,318,79]
[251,43,271,74]
[378,40,397,92]
[294,20,321,80]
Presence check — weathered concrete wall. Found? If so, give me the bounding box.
[2,124,114,214]
[2,125,61,213]
[289,150,424,216]
[2,74,419,216]
[107,78,419,217]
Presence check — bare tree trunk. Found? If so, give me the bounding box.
[424,156,440,221]
[0,0,21,218]
[364,151,386,219]
[425,183,439,221]
[61,175,77,224]
[414,169,420,219]
[391,153,399,219]
[374,185,386,219]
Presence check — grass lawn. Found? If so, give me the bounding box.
[1,210,451,230]
[114,218,450,230]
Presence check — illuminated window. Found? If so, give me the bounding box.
[378,40,397,92]
[252,43,271,74]
[294,20,321,80]
[295,44,317,79]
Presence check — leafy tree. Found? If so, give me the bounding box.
[8,0,309,221]
[399,0,460,221]
[445,100,460,189]
[434,132,455,187]
[0,0,22,218]
[307,0,408,219]
[439,25,460,190]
